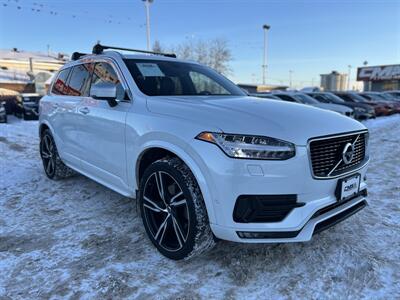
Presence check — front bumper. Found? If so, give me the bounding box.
[190,139,369,243]
[212,192,367,243]
[354,111,375,120]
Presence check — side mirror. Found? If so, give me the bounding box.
[241,88,249,95]
[90,82,118,107]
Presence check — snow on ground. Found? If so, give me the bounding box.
[0,115,399,299]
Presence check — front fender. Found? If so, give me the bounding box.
[130,138,217,225]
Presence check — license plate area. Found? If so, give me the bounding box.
[335,173,361,202]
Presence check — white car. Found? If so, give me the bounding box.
[274,92,355,118]
[39,44,369,260]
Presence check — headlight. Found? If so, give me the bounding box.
[196,132,296,160]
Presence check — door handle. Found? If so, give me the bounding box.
[78,107,90,115]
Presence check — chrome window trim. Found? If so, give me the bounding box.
[307,130,369,180]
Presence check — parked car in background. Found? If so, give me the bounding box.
[359,92,400,114]
[15,93,42,120]
[383,90,400,101]
[307,92,375,120]
[249,93,281,100]
[333,92,392,117]
[39,44,370,260]
[0,101,7,123]
[273,92,354,118]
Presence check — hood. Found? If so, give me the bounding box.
[313,103,352,113]
[146,96,366,146]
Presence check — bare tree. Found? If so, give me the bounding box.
[152,40,163,53]
[152,38,232,75]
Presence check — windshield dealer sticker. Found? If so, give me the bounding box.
[136,63,165,77]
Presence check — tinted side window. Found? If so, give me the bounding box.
[51,68,71,95]
[315,95,328,103]
[276,95,295,102]
[338,94,351,102]
[68,64,93,96]
[91,62,125,99]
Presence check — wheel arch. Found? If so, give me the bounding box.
[135,142,217,224]
[39,120,54,138]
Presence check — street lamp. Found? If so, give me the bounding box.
[289,70,293,88]
[142,0,154,51]
[262,24,270,85]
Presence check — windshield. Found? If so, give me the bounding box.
[364,93,390,102]
[124,59,245,97]
[324,93,345,103]
[347,93,369,103]
[292,93,319,104]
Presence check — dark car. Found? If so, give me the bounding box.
[384,91,400,101]
[15,93,42,120]
[0,101,7,123]
[307,92,375,120]
[359,92,400,114]
[333,92,392,117]
[249,93,281,100]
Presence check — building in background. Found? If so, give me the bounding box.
[320,71,347,91]
[0,48,68,94]
[357,64,400,91]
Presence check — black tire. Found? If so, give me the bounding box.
[40,129,76,180]
[139,157,215,260]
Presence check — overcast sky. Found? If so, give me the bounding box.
[1,0,399,88]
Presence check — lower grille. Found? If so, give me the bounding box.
[309,131,368,178]
[233,195,304,223]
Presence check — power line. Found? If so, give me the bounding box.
[1,0,145,26]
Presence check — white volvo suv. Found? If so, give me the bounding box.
[39,44,369,260]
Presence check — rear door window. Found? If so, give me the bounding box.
[51,68,71,95]
[68,63,93,96]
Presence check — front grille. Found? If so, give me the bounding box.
[309,131,367,178]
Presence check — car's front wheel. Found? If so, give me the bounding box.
[139,157,215,260]
[40,129,75,180]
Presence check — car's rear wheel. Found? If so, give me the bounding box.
[139,157,215,260]
[40,129,75,180]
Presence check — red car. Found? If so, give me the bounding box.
[360,92,400,114]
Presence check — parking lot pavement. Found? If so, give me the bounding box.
[1,115,400,299]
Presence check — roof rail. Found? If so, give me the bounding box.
[71,52,89,61]
[92,43,177,58]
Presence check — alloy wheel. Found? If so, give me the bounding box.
[142,171,190,252]
[41,134,56,177]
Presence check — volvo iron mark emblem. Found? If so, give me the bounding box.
[342,142,355,165]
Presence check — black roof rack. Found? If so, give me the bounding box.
[92,43,176,58]
[71,52,89,61]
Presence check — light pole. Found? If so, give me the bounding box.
[347,65,352,90]
[289,70,293,88]
[142,0,154,51]
[262,24,270,85]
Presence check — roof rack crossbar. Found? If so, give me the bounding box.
[92,43,176,58]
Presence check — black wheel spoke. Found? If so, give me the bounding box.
[143,196,166,213]
[154,215,170,241]
[170,198,187,207]
[172,216,186,246]
[154,172,166,204]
